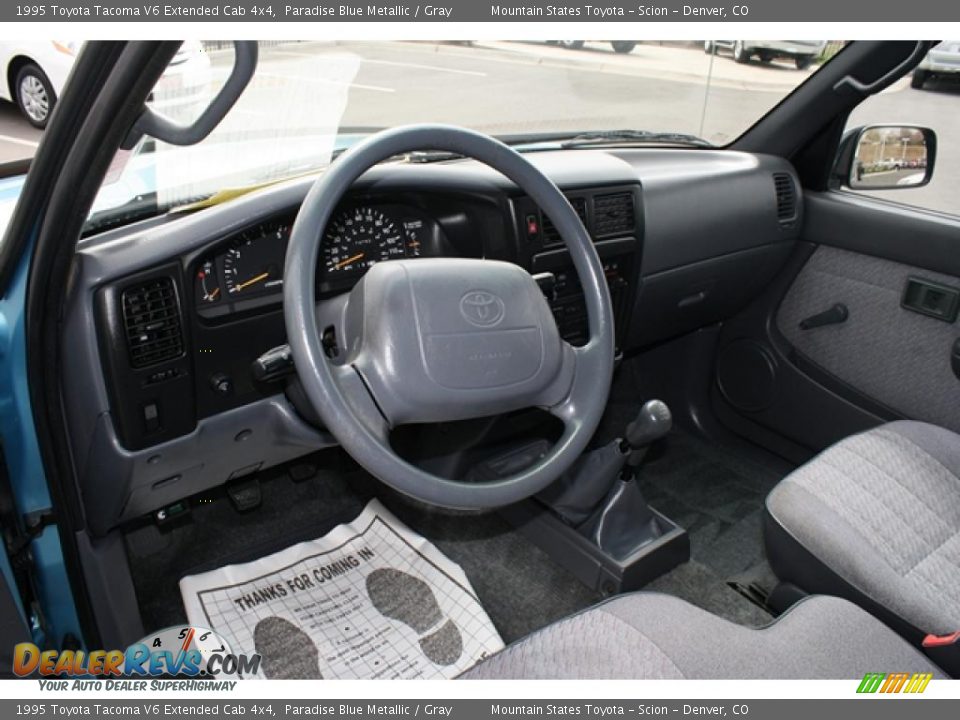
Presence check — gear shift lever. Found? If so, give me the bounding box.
[537,399,672,537]
[623,399,672,466]
[511,397,690,595]
[586,400,673,559]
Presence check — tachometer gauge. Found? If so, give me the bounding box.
[322,207,405,274]
[223,222,289,298]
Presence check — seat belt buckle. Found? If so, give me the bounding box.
[922,631,960,648]
[921,631,960,677]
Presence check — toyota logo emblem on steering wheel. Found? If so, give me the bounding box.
[459,290,506,327]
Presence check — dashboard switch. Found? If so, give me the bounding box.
[526,214,539,237]
[210,373,233,396]
[143,402,161,433]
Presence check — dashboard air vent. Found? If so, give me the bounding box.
[594,192,636,237]
[121,277,184,369]
[773,173,798,226]
[542,196,588,247]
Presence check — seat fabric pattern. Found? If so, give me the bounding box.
[766,420,960,635]
[460,593,943,679]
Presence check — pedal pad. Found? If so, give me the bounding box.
[227,476,262,512]
[289,463,317,483]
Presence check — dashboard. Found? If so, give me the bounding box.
[64,147,802,534]
[193,203,449,320]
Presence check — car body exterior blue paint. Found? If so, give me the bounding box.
[0,219,83,646]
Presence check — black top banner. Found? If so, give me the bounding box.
[5,0,958,22]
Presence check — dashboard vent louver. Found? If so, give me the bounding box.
[121,277,184,369]
[542,196,588,247]
[773,173,798,226]
[594,192,636,237]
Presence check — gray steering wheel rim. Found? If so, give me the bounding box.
[284,124,614,509]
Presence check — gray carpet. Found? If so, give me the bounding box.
[381,497,602,644]
[125,451,600,645]
[639,429,786,626]
[127,409,789,641]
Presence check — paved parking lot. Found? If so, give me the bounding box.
[1,40,956,215]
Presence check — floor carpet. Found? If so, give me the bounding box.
[127,406,791,640]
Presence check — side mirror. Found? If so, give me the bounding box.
[836,125,936,190]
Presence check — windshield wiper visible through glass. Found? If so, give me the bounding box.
[559,129,712,149]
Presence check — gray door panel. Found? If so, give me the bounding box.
[778,245,960,434]
[713,190,960,458]
[804,192,960,277]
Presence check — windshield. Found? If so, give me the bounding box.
[89,40,843,227]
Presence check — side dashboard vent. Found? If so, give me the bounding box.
[594,192,636,237]
[121,277,184,369]
[774,173,798,226]
[542,196,588,247]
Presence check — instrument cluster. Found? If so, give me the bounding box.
[193,203,444,319]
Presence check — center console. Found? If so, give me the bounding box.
[511,185,641,349]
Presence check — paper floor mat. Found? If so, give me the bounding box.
[179,499,504,679]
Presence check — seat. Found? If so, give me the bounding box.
[765,420,960,644]
[459,593,943,679]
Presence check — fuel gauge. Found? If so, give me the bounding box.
[196,260,221,304]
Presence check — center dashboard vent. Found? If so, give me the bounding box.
[121,277,184,369]
[594,191,636,238]
[542,196,588,247]
[773,173,798,227]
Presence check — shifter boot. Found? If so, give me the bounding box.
[536,440,627,525]
[586,476,663,560]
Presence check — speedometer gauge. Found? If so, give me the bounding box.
[322,207,405,274]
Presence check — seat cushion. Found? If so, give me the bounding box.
[459,593,943,679]
[765,420,960,637]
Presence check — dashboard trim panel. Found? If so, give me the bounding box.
[63,148,802,534]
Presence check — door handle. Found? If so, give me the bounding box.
[799,303,849,331]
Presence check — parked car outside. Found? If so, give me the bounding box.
[550,40,637,54]
[704,40,827,69]
[0,40,212,129]
[911,40,960,88]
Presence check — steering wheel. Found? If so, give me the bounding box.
[284,125,614,509]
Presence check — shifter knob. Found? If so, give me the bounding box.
[624,399,672,450]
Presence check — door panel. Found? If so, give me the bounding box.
[778,244,960,434]
[712,190,960,456]
[803,192,960,277]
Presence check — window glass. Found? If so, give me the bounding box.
[843,41,959,216]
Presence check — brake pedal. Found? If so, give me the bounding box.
[227,476,262,512]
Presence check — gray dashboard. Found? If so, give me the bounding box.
[63,147,801,535]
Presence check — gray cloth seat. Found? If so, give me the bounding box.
[460,593,943,679]
[765,420,960,639]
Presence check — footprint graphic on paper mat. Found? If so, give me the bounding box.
[365,567,463,666]
[253,616,323,679]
